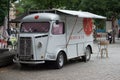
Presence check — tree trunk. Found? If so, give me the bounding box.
[112,17,116,43]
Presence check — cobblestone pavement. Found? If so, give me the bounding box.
[0,39,120,80]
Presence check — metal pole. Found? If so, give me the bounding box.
[7,0,10,35]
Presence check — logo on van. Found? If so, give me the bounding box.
[83,18,93,36]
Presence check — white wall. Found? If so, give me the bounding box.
[106,21,112,32]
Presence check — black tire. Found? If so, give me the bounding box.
[54,52,65,69]
[82,47,91,62]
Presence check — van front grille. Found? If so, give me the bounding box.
[19,37,32,60]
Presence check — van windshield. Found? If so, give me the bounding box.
[20,22,50,33]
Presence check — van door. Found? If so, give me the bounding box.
[47,22,66,59]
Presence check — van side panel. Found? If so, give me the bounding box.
[65,16,93,59]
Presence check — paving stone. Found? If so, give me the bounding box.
[0,39,120,80]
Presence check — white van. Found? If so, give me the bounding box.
[14,9,106,69]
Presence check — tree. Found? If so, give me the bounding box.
[15,0,35,15]
[0,0,8,26]
[14,0,120,43]
[15,0,82,15]
[14,0,120,18]
[0,0,17,26]
[80,0,120,18]
[80,0,120,43]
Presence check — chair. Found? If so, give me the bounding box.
[97,40,109,58]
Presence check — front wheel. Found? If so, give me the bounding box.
[54,52,65,69]
[82,47,91,62]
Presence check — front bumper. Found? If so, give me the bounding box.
[13,58,45,64]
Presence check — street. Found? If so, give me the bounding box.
[0,39,120,80]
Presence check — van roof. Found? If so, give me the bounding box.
[22,13,60,22]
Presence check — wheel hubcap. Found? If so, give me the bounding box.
[86,49,90,60]
[59,54,64,67]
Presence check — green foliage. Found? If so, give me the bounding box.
[65,0,82,10]
[15,0,36,15]
[15,0,120,18]
[0,0,17,26]
[80,0,120,19]
[15,0,82,14]
[0,0,8,26]
[80,0,120,30]
[1,0,120,20]
[94,19,106,30]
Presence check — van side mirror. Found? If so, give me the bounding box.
[55,20,59,24]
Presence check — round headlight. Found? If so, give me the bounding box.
[38,42,42,48]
